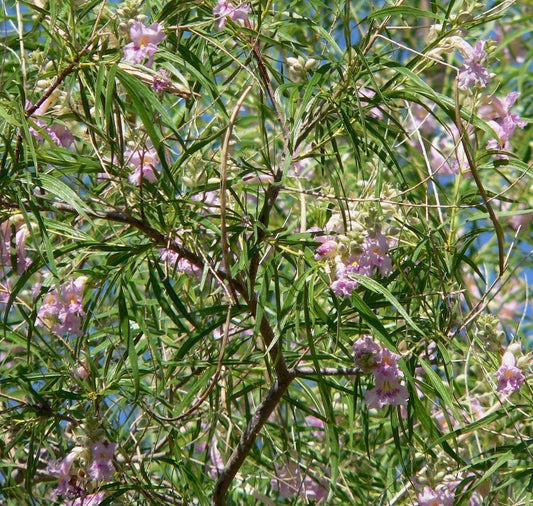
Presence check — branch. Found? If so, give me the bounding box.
[293,366,362,377]
[212,373,295,505]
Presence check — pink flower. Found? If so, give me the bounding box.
[457,40,491,89]
[25,100,74,147]
[176,257,201,277]
[49,449,84,498]
[495,351,525,395]
[88,441,116,481]
[480,92,527,156]
[359,232,392,277]
[305,414,325,439]
[330,277,358,298]
[123,22,166,68]
[207,438,225,478]
[37,289,62,328]
[36,277,86,335]
[417,486,455,506]
[152,69,171,93]
[314,239,338,260]
[159,244,201,278]
[213,0,251,30]
[376,348,402,371]
[365,366,409,409]
[271,461,328,503]
[430,123,472,176]
[190,190,220,215]
[126,146,159,185]
[353,336,381,373]
[1,219,32,274]
[159,247,180,266]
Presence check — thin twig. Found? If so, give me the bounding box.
[453,86,506,276]
[220,84,253,299]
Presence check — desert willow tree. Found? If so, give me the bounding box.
[0,0,531,504]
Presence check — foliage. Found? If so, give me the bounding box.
[1,0,532,504]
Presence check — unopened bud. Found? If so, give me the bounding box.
[506,342,522,356]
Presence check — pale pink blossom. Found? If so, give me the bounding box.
[359,232,392,277]
[314,239,338,260]
[49,449,84,498]
[123,22,166,67]
[88,441,116,481]
[417,485,455,506]
[126,146,159,185]
[159,245,201,278]
[353,336,381,373]
[457,40,491,89]
[207,438,225,478]
[495,351,525,395]
[305,415,325,439]
[330,277,358,298]
[480,92,527,157]
[190,190,220,215]
[26,100,74,147]
[365,365,409,409]
[430,123,471,176]
[1,219,32,274]
[152,69,171,93]
[213,0,251,30]
[158,247,179,266]
[36,277,86,335]
[271,461,328,503]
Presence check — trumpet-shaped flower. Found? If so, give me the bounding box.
[480,92,527,156]
[49,448,85,499]
[417,486,455,506]
[365,364,409,409]
[314,239,338,260]
[495,351,525,395]
[36,277,86,335]
[271,461,328,503]
[353,336,381,373]
[123,22,166,68]
[1,218,32,274]
[359,232,392,277]
[213,0,251,30]
[126,146,159,185]
[88,441,116,481]
[457,40,491,89]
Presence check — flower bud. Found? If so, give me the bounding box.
[506,342,522,356]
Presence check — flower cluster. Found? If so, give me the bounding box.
[123,21,166,68]
[213,0,251,31]
[36,277,87,336]
[315,230,392,298]
[353,336,409,408]
[49,440,116,503]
